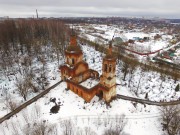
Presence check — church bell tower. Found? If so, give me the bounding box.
[100,41,117,102]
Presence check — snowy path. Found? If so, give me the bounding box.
[116,94,180,106]
[0,80,62,124]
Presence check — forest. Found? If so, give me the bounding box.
[0,19,70,101]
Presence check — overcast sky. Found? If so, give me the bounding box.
[0,0,180,19]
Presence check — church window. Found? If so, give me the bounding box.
[104,64,107,72]
[109,64,112,72]
[72,58,75,65]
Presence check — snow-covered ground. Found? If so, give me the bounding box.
[0,44,179,135]
[134,40,168,52]
[0,53,62,117]
[80,78,99,89]
[82,45,180,102]
[0,81,164,135]
[77,24,178,63]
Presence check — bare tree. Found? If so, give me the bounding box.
[60,119,74,135]
[84,127,97,135]
[115,114,127,133]
[35,55,49,90]
[76,127,97,135]
[122,62,129,81]
[128,62,137,87]
[15,78,29,101]
[24,120,56,135]
[103,129,121,135]
[32,121,51,135]
[159,72,166,91]
[159,105,180,135]
[4,91,18,112]
[103,114,127,135]
[135,67,146,96]
[172,72,179,84]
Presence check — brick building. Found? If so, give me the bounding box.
[59,32,117,103]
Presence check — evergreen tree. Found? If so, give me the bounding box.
[93,58,95,63]
[175,84,179,92]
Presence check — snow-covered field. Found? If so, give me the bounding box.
[0,44,179,135]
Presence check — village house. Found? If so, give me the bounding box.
[154,34,161,40]
[59,31,117,103]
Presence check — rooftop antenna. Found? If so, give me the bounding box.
[36,9,39,19]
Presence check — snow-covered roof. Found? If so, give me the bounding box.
[80,78,99,89]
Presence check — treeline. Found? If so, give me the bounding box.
[0,19,70,60]
[0,19,70,102]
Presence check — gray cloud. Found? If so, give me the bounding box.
[0,0,179,18]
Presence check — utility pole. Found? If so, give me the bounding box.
[36,9,38,19]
